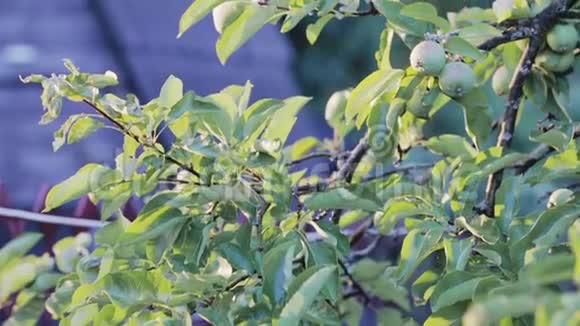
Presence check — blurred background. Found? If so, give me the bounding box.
[0,0,578,324]
[0,0,578,281]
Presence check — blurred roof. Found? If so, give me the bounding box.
[0,0,317,207]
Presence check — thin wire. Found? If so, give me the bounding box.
[0,207,105,228]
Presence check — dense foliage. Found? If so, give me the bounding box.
[1,0,580,325]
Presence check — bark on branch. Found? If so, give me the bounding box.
[476,0,572,217]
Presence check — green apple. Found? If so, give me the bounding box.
[536,50,575,73]
[325,90,350,125]
[438,62,476,98]
[491,65,512,96]
[546,24,578,53]
[410,41,447,76]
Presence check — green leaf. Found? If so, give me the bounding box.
[281,4,317,33]
[159,75,183,109]
[424,303,469,326]
[492,0,513,22]
[95,217,128,247]
[37,77,64,124]
[426,134,477,159]
[87,71,118,89]
[400,2,450,32]
[345,69,404,122]
[397,228,444,283]
[339,298,363,326]
[216,4,276,64]
[458,89,492,149]
[240,98,285,143]
[32,272,62,292]
[377,28,395,70]
[430,271,482,312]
[492,0,529,22]
[373,0,428,36]
[304,187,382,211]
[263,241,296,307]
[459,23,502,46]
[352,258,390,281]
[374,200,432,235]
[463,294,538,325]
[303,241,340,303]
[262,96,311,145]
[121,193,189,245]
[306,14,333,45]
[101,270,172,310]
[319,0,339,15]
[3,296,45,326]
[0,233,43,268]
[217,242,255,273]
[178,0,225,37]
[474,152,527,179]
[570,221,580,284]
[66,116,104,145]
[221,80,253,113]
[499,40,520,68]
[0,255,53,303]
[530,128,569,152]
[52,233,91,273]
[443,238,474,271]
[511,204,580,267]
[99,182,132,220]
[473,51,499,85]
[412,267,442,302]
[523,70,548,107]
[541,93,572,123]
[46,281,76,318]
[519,254,574,285]
[316,221,350,256]
[279,265,336,326]
[376,307,408,325]
[368,100,396,159]
[286,137,319,161]
[44,163,105,211]
[70,303,99,326]
[93,305,118,326]
[445,36,484,60]
[456,215,501,245]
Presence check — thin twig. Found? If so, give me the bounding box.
[158,177,202,186]
[362,163,435,183]
[336,137,369,182]
[82,99,201,179]
[513,124,580,174]
[203,274,252,307]
[255,200,271,252]
[294,162,434,195]
[0,207,105,228]
[285,152,334,166]
[338,260,372,305]
[269,2,379,17]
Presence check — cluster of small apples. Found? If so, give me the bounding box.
[536,24,578,73]
[409,40,476,98]
[492,23,578,97]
